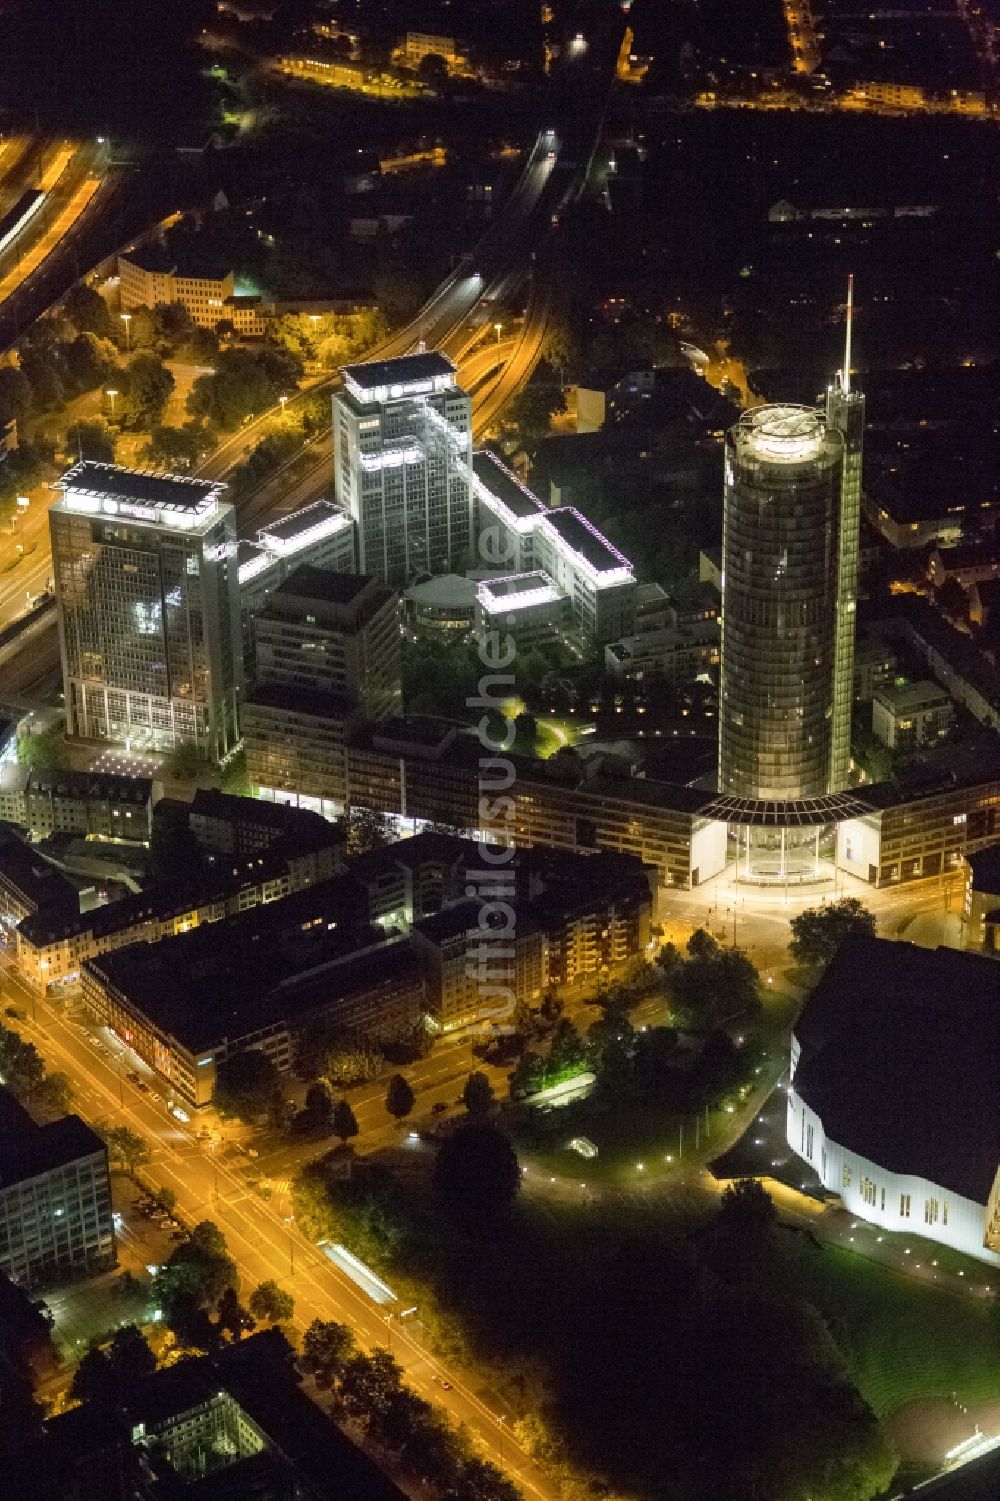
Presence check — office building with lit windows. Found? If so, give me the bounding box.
[0,1086,115,1290]
[719,283,863,803]
[50,462,242,761]
[787,935,1000,1265]
[719,404,847,802]
[333,352,473,585]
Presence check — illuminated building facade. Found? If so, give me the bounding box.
[333,352,473,586]
[719,404,845,801]
[50,462,242,761]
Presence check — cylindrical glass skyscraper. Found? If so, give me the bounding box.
[719,405,845,801]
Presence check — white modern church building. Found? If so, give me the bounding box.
[787,935,1000,1265]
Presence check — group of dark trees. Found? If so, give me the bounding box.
[657,928,761,1030]
[0,286,179,452]
[186,345,302,431]
[301,1320,518,1501]
[789,898,878,971]
[148,1220,291,1352]
[292,1121,521,1271]
[289,1109,893,1500]
[0,1020,72,1118]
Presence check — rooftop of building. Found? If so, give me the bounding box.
[793,935,1000,1204]
[965,843,1000,897]
[120,244,234,281]
[930,541,1000,570]
[82,874,375,1050]
[55,461,226,514]
[478,570,560,603]
[872,678,951,711]
[0,1086,107,1187]
[404,573,477,609]
[5,1328,408,1501]
[539,507,633,575]
[258,498,351,547]
[189,788,335,836]
[0,833,79,916]
[11,764,156,805]
[271,564,377,609]
[243,680,357,722]
[17,843,303,949]
[472,449,547,520]
[340,350,455,392]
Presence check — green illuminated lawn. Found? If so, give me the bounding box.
[778,1237,1000,1417]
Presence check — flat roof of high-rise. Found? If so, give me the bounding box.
[56,461,226,513]
[273,564,374,606]
[541,507,632,574]
[472,450,547,521]
[258,499,351,546]
[340,351,455,389]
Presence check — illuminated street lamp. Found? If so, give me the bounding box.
[494,321,502,342]
[105,387,118,419]
[278,394,288,412]
[120,313,132,352]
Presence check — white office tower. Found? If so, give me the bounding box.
[333,352,473,586]
[50,462,242,762]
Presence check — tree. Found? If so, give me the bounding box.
[70,1326,155,1406]
[321,1033,385,1089]
[462,1070,494,1117]
[669,946,760,1031]
[303,1079,333,1130]
[0,365,32,425]
[385,1073,415,1122]
[339,1348,405,1422]
[248,1279,294,1323]
[216,1285,255,1341]
[212,1047,280,1123]
[417,51,449,87]
[157,1187,177,1214]
[686,927,719,960]
[164,740,200,781]
[0,1025,45,1100]
[69,1345,114,1405]
[106,1324,156,1387]
[788,898,878,971]
[144,420,211,470]
[31,1069,73,1117]
[65,418,115,463]
[433,1122,520,1229]
[158,1221,238,1309]
[92,1122,150,1178]
[332,1097,359,1147]
[718,1178,776,1236]
[302,1319,357,1384]
[344,806,395,856]
[500,383,565,456]
[187,347,299,431]
[449,1457,522,1501]
[64,331,118,393]
[120,352,174,430]
[64,283,117,340]
[17,728,67,770]
[538,988,563,1026]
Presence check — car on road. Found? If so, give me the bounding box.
[434,1377,453,1390]
[170,1230,187,1241]
[431,1101,448,1115]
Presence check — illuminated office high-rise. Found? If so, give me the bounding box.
[332,352,473,586]
[50,462,242,761]
[718,284,863,802]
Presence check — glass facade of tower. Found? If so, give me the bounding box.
[719,406,845,801]
[333,353,473,587]
[50,464,242,762]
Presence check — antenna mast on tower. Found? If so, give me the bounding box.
[843,273,854,395]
